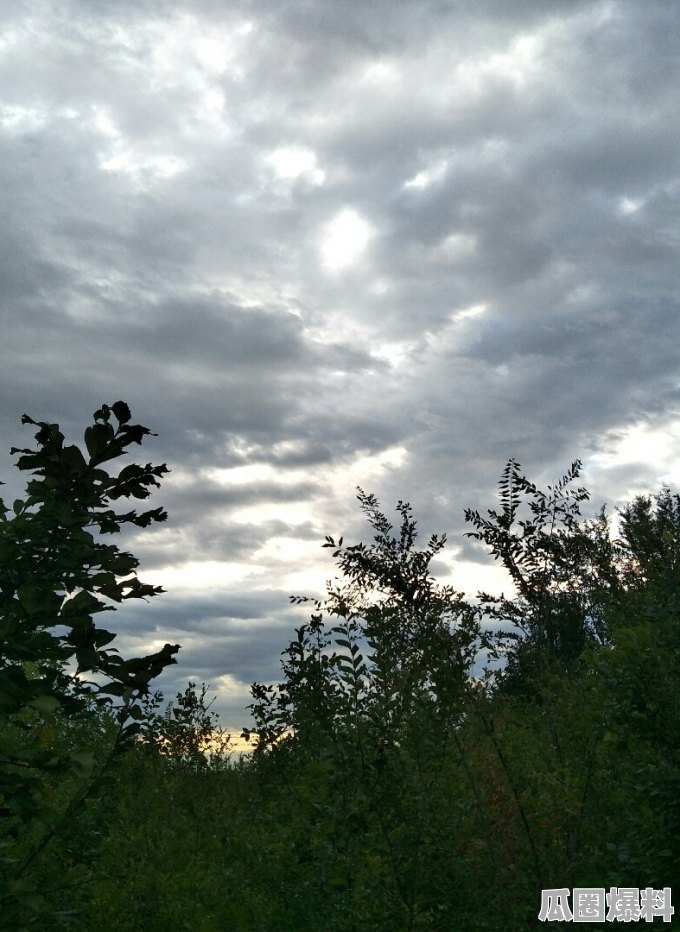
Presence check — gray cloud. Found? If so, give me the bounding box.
[1,0,678,726]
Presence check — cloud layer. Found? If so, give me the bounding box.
[1,0,678,727]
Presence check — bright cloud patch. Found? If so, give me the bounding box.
[94,107,187,186]
[452,303,487,322]
[439,233,477,260]
[590,420,680,492]
[320,208,373,271]
[618,196,644,216]
[146,561,257,592]
[266,147,325,184]
[404,160,448,190]
[0,104,48,132]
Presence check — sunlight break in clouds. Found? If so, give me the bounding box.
[618,196,644,216]
[589,420,680,495]
[321,208,374,271]
[266,147,325,185]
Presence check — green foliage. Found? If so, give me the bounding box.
[239,492,487,927]
[246,488,481,756]
[139,682,231,770]
[236,464,680,928]
[2,412,678,930]
[464,458,619,694]
[0,402,178,926]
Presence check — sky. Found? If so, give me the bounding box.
[1,0,679,734]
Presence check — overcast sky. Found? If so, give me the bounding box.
[2,0,679,731]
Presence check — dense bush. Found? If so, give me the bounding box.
[1,404,677,930]
[0,403,178,928]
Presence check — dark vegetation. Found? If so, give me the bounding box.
[0,404,678,930]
